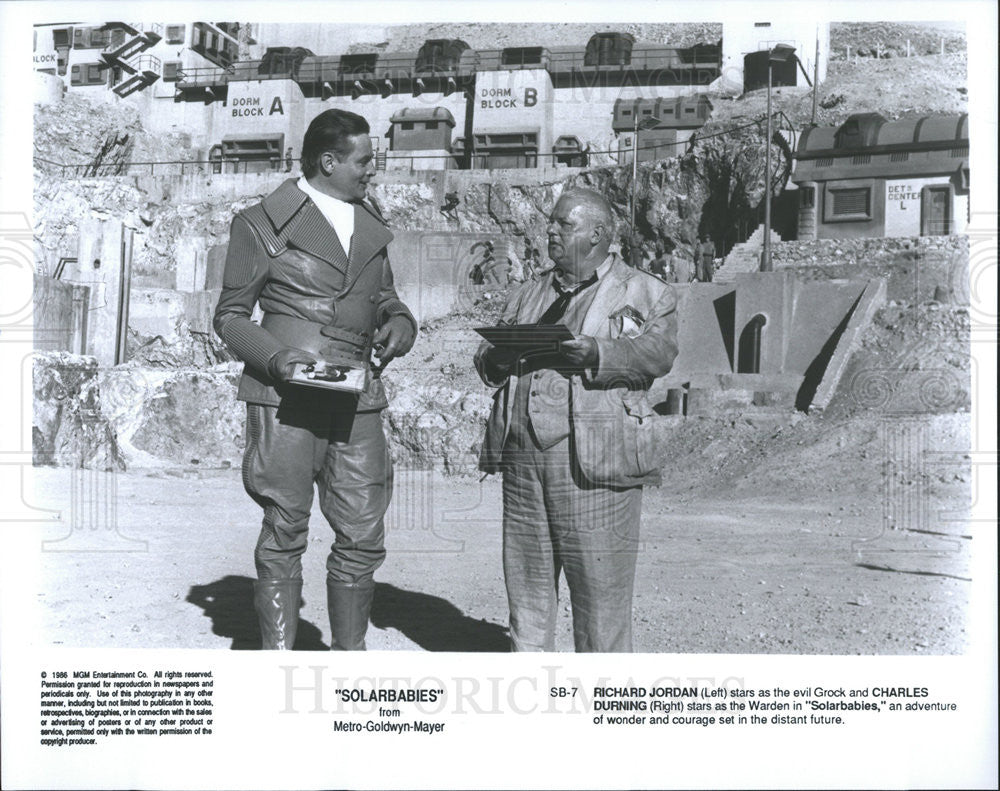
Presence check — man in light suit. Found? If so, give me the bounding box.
[214,109,416,651]
[475,188,678,652]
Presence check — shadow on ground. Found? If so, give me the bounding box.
[186,575,327,650]
[186,577,508,651]
[371,582,509,651]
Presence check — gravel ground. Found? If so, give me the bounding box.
[32,429,971,654]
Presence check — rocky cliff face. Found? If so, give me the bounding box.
[31,22,969,473]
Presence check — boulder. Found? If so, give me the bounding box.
[99,364,245,469]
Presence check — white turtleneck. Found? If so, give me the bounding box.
[298,176,355,253]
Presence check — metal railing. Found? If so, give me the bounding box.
[33,111,787,178]
[34,140,682,178]
[129,53,161,75]
[175,44,722,89]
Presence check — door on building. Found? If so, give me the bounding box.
[921,186,952,236]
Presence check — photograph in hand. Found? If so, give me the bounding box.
[290,360,368,392]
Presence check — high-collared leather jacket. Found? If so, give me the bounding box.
[213,179,415,411]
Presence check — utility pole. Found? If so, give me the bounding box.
[810,31,820,126]
[630,111,662,236]
[762,60,773,272]
[761,44,796,273]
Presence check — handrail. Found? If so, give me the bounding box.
[175,44,722,87]
[33,112,778,178]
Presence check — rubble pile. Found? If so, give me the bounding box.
[32,352,123,470]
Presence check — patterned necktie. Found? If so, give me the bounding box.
[536,271,599,325]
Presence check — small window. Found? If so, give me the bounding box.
[400,122,414,131]
[754,22,772,27]
[340,53,378,75]
[425,121,439,130]
[501,47,544,67]
[800,186,815,209]
[71,62,105,86]
[163,61,182,82]
[166,24,185,44]
[831,187,870,216]
[685,107,695,114]
[622,109,631,116]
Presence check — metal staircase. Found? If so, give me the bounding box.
[97,24,163,97]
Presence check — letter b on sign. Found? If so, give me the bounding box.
[524,88,537,108]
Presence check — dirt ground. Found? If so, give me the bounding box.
[31,428,971,654]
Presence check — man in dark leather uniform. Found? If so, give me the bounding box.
[213,109,416,650]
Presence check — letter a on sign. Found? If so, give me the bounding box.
[269,97,285,116]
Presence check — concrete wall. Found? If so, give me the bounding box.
[389,230,513,324]
[786,279,867,372]
[57,219,128,366]
[33,275,89,354]
[661,282,737,385]
[658,273,871,416]
[34,71,64,105]
[732,271,795,374]
[129,287,217,341]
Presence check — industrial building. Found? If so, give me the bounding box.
[33,20,829,173]
[793,113,970,239]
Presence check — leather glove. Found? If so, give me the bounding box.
[482,345,520,380]
[559,335,598,368]
[372,314,416,367]
[267,347,317,383]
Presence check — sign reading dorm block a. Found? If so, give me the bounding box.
[213,79,305,148]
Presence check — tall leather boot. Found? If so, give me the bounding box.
[253,579,302,650]
[326,579,375,651]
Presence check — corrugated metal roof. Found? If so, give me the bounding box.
[389,107,456,125]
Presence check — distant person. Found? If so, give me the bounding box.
[284,146,294,172]
[648,241,669,278]
[696,236,715,282]
[474,188,679,652]
[441,190,460,221]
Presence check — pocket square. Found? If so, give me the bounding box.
[610,305,645,338]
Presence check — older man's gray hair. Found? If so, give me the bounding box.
[558,187,617,241]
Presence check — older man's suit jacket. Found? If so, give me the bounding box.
[475,256,678,488]
[213,179,415,410]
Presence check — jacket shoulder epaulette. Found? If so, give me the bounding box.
[238,202,287,257]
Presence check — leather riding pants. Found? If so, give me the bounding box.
[242,400,391,585]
